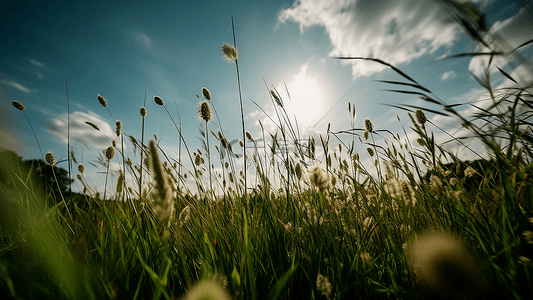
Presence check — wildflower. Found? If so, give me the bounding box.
[364,118,374,133]
[198,100,212,122]
[78,164,85,174]
[415,109,427,125]
[115,120,122,136]
[308,166,330,193]
[316,274,332,300]
[105,146,115,160]
[85,121,100,131]
[201,87,212,101]
[464,166,476,178]
[221,43,238,61]
[183,279,231,300]
[45,151,55,165]
[97,94,107,107]
[154,95,164,106]
[406,232,485,299]
[12,100,25,111]
[149,140,174,225]
[140,106,147,117]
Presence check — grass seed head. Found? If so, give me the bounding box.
[140,106,147,117]
[198,100,212,122]
[78,164,85,173]
[115,120,122,136]
[45,151,55,165]
[221,43,238,61]
[154,95,164,106]
[316,274,332,300]
[85,121,100,131]
[415,109,427,125]
[308,165,330,193]
[270,90,283,107]
[245,131,253,141]
[364,118,374,133]
[367,147,374,157]
[183,279,231,300]
[148,140,174,225]
[97,94,107,107]
[201,87,212,101]
[406,232,485,298]
[12,100,25,111]
[105,146,115,160]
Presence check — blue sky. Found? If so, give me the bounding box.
[1,0,532,193]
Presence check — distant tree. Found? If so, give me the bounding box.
[0,148,73,204]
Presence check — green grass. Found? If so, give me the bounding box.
[1,2,533,299]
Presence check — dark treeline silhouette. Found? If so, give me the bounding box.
[0,148,85,206]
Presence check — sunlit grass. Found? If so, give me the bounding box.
[1,2,533,299]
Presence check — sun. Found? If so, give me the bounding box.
[285,65,325,128]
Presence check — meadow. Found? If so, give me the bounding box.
[1,2,533,299]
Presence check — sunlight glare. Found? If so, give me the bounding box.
[285,65,325,128]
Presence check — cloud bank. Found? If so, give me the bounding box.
[46,111,116,150]
[279,0,460,79]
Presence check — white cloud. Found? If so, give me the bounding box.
[46,111,116,150]
[441,70,457,80]
[279,0,459,79]
[0,79,35,94]
[468,6,533,78]
[133,30,152,49]
[28,58,45,68]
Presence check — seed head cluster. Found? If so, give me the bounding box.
[201,87,212,101]
[148,140,174,226]
[198,100,212,122]
[364,118,374,133]
[86,121,100,131]
[115,120,122,136]
[270,90,283,107]
[105,146,115,160]
[140,106,147,117]
[415,109,427,125]
[316,274,332,300]
[45,151,55,165]
[221,43,238,61]
[154,95,164,106]
[12,100,25,111]
[97,94,107,107]
[308,166,330,194]
[406,232,485,299]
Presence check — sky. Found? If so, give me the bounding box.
[1,0,532,193]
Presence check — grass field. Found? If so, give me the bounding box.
[1,2,533,299]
